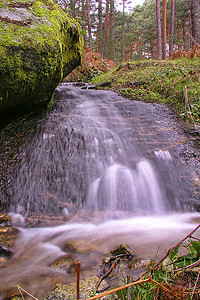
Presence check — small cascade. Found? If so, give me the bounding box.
[3,84,194,216]
[86,161,165,213]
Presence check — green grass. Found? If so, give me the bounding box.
[92,58,200,124]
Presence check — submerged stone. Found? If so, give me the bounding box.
[0,0,84,118]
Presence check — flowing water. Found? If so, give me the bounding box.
[0,84,199,298]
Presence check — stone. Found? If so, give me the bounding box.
[111,244,133,256]
[63,239,98,253]
[0,241,13,256]
[44,276,110,300]
[0,0,84,118]
[0,213,11,223]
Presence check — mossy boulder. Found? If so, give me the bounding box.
[0,0,84,118]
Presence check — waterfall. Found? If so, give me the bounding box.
[7,84,194,216]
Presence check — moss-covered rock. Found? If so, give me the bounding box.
[0,0,84,118]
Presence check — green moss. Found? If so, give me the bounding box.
[92,58,200,124]
[0,0,83,118]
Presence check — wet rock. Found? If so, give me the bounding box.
[128,259,151,270]
[51,256,73,272]
[111,244,133,256]
[63,240,98,253]
[0,242,13,257]
[0,213,11,224]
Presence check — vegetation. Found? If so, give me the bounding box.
[54,0,200,63]
[65,49,116,82]
[91,57,200,125]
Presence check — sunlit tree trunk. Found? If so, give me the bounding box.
[163,0,167,59]
[156,0,162,59]
[98,0,103,54]
[169,0,175,57]
[86,0,92,48]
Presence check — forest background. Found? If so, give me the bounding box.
[53,0,200,125]
[53,0,200,62]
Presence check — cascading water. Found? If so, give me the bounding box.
[0,84,199,298]
[8,84,193,216]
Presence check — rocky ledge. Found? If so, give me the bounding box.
[0,0,84,118]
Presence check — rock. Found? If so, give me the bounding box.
[0,213,11,224]
[63,239,98,253]
[128,259,151,270]
[44,276,109,300]
[111,244,133,256]
[0,0,84,119]
[0,241,13,256]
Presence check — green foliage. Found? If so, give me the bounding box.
[92,58,200,124]
[111,238,200,300]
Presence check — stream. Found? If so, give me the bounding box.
[0,84,199,299]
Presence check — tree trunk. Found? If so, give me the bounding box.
[121,0,125,61]
[156,0,162,59]
[163,0,167,59]
[110,0,115,60]
[169,0,175,57]
[82,0,87,48]
[70,0,76,17]
[98,0,103,54]
[104,0,110,58]
[183,18,186,50]
[86,0,92,49]
[191,0,200,44]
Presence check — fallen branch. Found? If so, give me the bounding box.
[95,258,120,292]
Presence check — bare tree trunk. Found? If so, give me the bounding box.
[191,0,200,44]
[98,0,103,54]
[110,0,115,60]
[169,0,175,57]
[121,0,125,61]
[163,0,167,59]
[70,0,76,17]
[156,0,162,59]
[82,0,87,48]
[104,0,110,58]
[183,18,186,50]
[86,0,92,49]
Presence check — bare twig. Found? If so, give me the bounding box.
[71,257,80,300]
[191,271,200,300]
[95,258,120,292]
[17,285,38,300]
[87,278,151,300]
[150,279,181,300]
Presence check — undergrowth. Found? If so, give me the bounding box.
[92,58,200,125]
[64,49,116,82]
